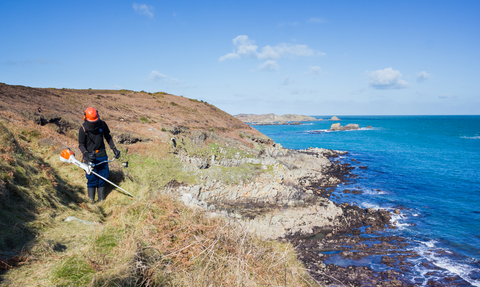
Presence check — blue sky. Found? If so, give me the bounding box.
[1,0,479,115]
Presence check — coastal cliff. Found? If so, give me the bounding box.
[0,83,396,286]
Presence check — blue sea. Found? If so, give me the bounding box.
[253,116,480,286]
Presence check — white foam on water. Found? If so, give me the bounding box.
[390,212,410,230]
[364,189,388,195]
[461,136,480,140]
[413,240,480,286]
[306,129,329,133]
[412,213,420,217]
[360,202,381,210]
[359,202,411,230]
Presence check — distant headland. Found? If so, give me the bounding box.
[235,113,342,125]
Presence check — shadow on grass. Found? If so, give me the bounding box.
[0,124,87,283]
[105,168,127,200]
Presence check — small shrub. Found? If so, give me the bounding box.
[140,116,150,123]
[170,102,179,107]
[161,127,167,132]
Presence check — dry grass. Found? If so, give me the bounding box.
[0,84,316,286]
[45,192,315,287]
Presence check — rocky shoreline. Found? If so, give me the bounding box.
[166,140,467,286]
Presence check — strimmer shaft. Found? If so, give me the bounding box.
[91,170,137,199]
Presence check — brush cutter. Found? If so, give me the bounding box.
[59,148,137,199]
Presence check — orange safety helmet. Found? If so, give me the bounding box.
[83,107,99,122]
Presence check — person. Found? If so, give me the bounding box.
[78,107,120,202]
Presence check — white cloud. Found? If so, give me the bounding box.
[368,67,409,89]
[133,3,154,18]
[219,35,324,62]
[219,53,240,61]
[148,70,179,84]
[258,60,279,71]
[308,17,327,23]
[416,71,430,82]
[233,35,258,58]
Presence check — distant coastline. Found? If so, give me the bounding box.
[235,113,342,125]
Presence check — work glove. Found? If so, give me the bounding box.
[83,151,96,165]
[112,148,121,159]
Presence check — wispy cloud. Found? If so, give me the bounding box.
[439,94,457,99]
[367,67,409,89]
[416,71,430,83]
[219,35,324,62]
[290,88,317,95]
[133,3,154,18]
[258,60,279,71]
[303,66,321,76]
[308,17,327,23]
[147,70,179,84]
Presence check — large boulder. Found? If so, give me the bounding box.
[329,116,341,121]
[329,123,360,131]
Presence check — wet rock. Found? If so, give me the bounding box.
[381,256,396,266]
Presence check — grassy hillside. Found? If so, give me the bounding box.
[0,84,315,286]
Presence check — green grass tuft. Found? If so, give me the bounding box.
[50,256,95,286]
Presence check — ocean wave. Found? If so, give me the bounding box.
[413,240,480,286]
[364,189,388,195]
[305,129,330,133]
[359,202,411,229]
[360,202,382,210]
[391,212,410,230]
[461,136,480,140]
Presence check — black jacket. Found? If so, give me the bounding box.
[78,120,115,158]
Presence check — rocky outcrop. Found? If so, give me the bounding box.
[329,123,360,131]
[168,144,352,239]
[329,116,341,121]
[245,199,343,239]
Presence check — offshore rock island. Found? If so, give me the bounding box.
[0,83,442,286]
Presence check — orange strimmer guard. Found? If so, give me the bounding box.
[60,148,75,161]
